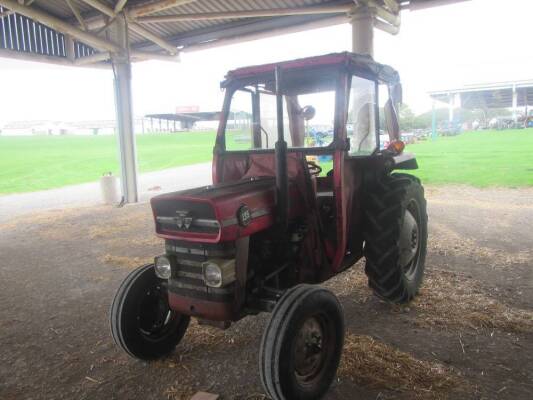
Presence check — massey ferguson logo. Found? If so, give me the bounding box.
[176,210,193,229]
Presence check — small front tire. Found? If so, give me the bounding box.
[110,264,190,360]
[259,284,345,400]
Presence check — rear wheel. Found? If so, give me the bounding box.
[259,284,344,400]
[363,173,428,304]
[110,264,190,360]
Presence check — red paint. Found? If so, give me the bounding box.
[168,292,235,321]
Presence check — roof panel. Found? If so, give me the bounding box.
[0,0,469,64]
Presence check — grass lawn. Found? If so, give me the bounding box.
[407,129,533,187]
[1,129,531,195]
[0,132,216,194]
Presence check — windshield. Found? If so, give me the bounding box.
[224,83,336,151]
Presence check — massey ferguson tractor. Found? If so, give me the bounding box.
[110,52,427,400]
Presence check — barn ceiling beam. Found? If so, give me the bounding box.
[0,0,122,52]
[114,0,128,14]
[130,49,180,62]
[78,0,178,54]
[74,51,110,65]
[136,5,352,23]
[65,0,87,31]
[0,47,110,68]
[128,21,178,54]
[128,0,198,18]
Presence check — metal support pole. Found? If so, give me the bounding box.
[65,35,76,61]
[110,16,138,203]
[448,93,454,124]
[351,6,374,56]
[431,100,437,140]
[512,84,518,124]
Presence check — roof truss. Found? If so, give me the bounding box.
[0,0,467,66]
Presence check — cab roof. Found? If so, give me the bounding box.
[221,52,400,88]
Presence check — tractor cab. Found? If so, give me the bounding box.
[112,52,428,400]
[212,52,408,270]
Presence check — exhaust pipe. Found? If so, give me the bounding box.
[274,66,289,231]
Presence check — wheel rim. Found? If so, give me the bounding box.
[137,284,179,341]
[399,199,421,280]
[293,314,333,387]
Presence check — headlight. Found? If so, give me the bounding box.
[203,262,222,287]
[154,255,172,279]
[202,259,236,287]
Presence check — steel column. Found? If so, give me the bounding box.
[431,100,437,140]
[111,16,138,203]
[512,84,518,123]
[351,6,374,56]
[448,93,454,123]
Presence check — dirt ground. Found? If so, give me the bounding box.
[1,185,532,400]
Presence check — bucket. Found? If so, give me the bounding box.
[100,173,119,205]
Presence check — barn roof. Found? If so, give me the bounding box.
[429,80,533,109]
[0,0,468,66]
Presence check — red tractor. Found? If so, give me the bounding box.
[111,52,427,400]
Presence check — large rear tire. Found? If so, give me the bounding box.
[110,264,190,360]
[363,173,428,304]
[259,284,344,400]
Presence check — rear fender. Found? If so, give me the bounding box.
[391,152,418,170]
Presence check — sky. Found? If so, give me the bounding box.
[1,0,532,124]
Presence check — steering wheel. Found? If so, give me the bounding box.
[306,160,322,176]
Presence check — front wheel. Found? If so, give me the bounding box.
[363,173,428,304]
[110,264,190,360]
[259,284,345,400]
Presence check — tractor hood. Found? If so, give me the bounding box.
[151,177,277,243]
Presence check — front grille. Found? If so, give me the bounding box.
[157,216,220,234]
[165,240,235,302]
[154,200,219,236]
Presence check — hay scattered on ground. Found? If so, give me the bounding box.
[324,260,371,302]
[163,384,196,400]
[179,319,256,355]
[100,254,151,269]
[339,334,464,399]
[413,270,533,334]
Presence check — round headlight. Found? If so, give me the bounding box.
[203,262,222,287]
[154,256,172,279]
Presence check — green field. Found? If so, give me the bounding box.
[0,132,216,194]
[0,129,532,195]
[407,129,533,187]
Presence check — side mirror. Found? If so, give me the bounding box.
[384,99,400,142]
[301,105,316,121]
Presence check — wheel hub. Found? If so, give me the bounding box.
[138,285,176,337]
[399,208,419,272]
[294,317,326,382]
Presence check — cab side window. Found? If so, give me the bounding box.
[347,76,377,156]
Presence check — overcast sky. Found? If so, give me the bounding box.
[1,0,532,124]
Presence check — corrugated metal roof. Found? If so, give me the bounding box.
[0,0,468,61]
[127,0,353,46]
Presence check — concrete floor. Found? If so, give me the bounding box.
[0,185,532,399]
[0,162,211,224]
